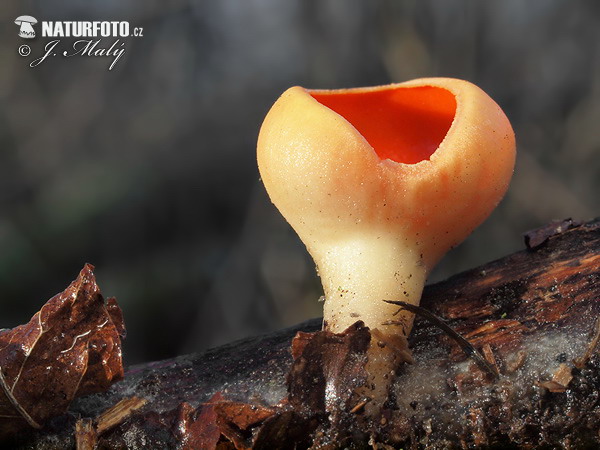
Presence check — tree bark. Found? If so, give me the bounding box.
[8,218,600,449]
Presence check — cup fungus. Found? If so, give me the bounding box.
[257,77,515,407]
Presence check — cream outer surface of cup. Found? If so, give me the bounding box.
[258,78,515,329]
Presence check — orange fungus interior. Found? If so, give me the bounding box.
[310,86,457,164]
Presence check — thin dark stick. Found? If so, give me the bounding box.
[384,300,500,380]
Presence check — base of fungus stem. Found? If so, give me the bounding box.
[312,232,428,410]
[360,328,414,415]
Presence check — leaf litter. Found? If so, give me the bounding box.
[0,264,125,438]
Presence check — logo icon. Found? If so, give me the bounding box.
[15,16,37,39]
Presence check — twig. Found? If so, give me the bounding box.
[384,300,500,380]
[95,396,147,435]
[75,418,97,450]
[349,399,368,414]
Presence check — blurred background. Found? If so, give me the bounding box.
[0,0,598,364]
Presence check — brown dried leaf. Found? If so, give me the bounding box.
[287,321,370,425]
[0,264,125,436]
[174,393,224,450]
[174,393,277,450]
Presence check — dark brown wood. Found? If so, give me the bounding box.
[7,218,600,448]
[74,418,96,450]
[389,218,600,448]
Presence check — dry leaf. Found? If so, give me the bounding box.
[174,392,277,450]
[287,321,370,420]
[0,264,125,436]
[174,396,223,450]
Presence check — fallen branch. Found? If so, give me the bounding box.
[7,218,600,448]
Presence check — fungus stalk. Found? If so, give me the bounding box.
[257,78,516,408]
